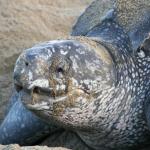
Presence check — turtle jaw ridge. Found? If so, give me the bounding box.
[14,80,89,113]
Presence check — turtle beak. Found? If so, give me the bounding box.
[14,74,56,110]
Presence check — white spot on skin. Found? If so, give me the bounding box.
[68,46,71,50]
[52,47,55,53]
[70,56,79,72]
[55,84,66,91]
[72,78,79,87]
[60,84,66,90]
[83,79,90,85]
[28,71,33,81]
[76,48,85,54]
[60,49,68,55]
[29,79,49,89]
[47,49,52,57]
[21,69,25,74]
[80,80,83,84]
[85,60,97,73]
[56,85,59,91]
[138,50,145,58]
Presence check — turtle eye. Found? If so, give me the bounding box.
[57,67,64,74]
[56,67,64,78]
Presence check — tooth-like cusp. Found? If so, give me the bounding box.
[53,89,84,103]
[27,102,50,110]
[29,79,49,89]
[54,96,67,103]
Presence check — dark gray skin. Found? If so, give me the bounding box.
[0,90,60,145]
[0,0,150,150]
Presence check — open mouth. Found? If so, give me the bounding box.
[15,82,87,111]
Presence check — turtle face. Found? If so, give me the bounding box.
[14,39,115,129]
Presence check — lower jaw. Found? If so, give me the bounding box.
[26,103,52,111]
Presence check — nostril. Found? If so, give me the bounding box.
[25,61,29,66]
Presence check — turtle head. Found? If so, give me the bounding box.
[14,37,115,130]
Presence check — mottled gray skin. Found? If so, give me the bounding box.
[6,20,150,150]
[0,0,150,150]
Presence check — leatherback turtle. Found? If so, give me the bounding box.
[0,0,150,149]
